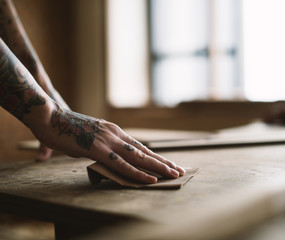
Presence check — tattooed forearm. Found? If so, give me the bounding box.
[0,1,68,108]
[0,1,15,47]
[0,43,45,120]
[51,102,102,150]
[0,0,39,75]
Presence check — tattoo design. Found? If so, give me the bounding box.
[109,152,118,160]
[0,1,21,49]
[0,48,45,120]
[0,5,14,46]
[0,1,38,75]
[51,102,102,150]
[124,144,134,151]
[132,139,142,146]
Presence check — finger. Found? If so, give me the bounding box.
[122,135,186,176]
[36,144,53,162]
[146,149,186,176]
[100,149,158,184]
[114,141,180,179]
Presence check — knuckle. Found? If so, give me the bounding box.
[161,163,170,172]
[144,147,152,155]
[140,143,154,155]
[132,138,143,146]
[168,161,177,168]
[107,122,121,135]
[97,128,122,147]
[116,159,127,169]
[95,132,111,146]
[136,150,147,161]
[124,133,132,140]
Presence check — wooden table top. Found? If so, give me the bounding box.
[1,141,285,239]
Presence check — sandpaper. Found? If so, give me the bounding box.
[87,162,198,189]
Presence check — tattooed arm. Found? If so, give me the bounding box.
[0,0,69,160]
[0,38,185,183]
[0,0,68,108]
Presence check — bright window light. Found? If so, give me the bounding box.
[151,0,210,106]
[153,57,209,106]
[106,0,149,107]
[243,0,285,101]
[211,0,241,99]
[108,0,285,107]
[150,0,241,106]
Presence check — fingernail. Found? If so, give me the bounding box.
[170,168,179,178]
[176,166,186,176]
[147,175,157,184]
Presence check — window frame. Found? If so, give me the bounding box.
[102,1,278,131]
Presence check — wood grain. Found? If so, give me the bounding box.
[1,143,285,240]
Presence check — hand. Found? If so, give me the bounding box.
[88,119,186,184]
[37,103,186,184]
[35,143,53,162]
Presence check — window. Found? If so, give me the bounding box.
[150,0,241,106]
[243,0,285,101]
[106,0,285,108]
[106,0,149,107]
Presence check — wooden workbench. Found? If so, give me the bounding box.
[2,125,285,239]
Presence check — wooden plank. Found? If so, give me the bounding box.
[126,122,285,150]
[1,144,285,238]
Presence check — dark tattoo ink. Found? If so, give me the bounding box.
[0,2,38,75]
[109,152,118,160]
[0,47,45,120]
[0,5,14,47]
[51,102,102,150]
[132,139,142,146]
[124,144,134,151]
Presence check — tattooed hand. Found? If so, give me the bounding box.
[44,103,185,183]
[0,30,185,184]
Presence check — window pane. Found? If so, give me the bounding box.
[151,0,210,55]
[107,0,149,107]
[243,0,285,101]
[153,57,209,106]
[214,55,239,99]
[106,0,243,108]
[208,0,241,99]
[213,0,239,49]
[151,0,210,106]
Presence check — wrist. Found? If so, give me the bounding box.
[33,66,53,93]
[33,102,92,158]
[24,95,54,139]
[33,67,70,110]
